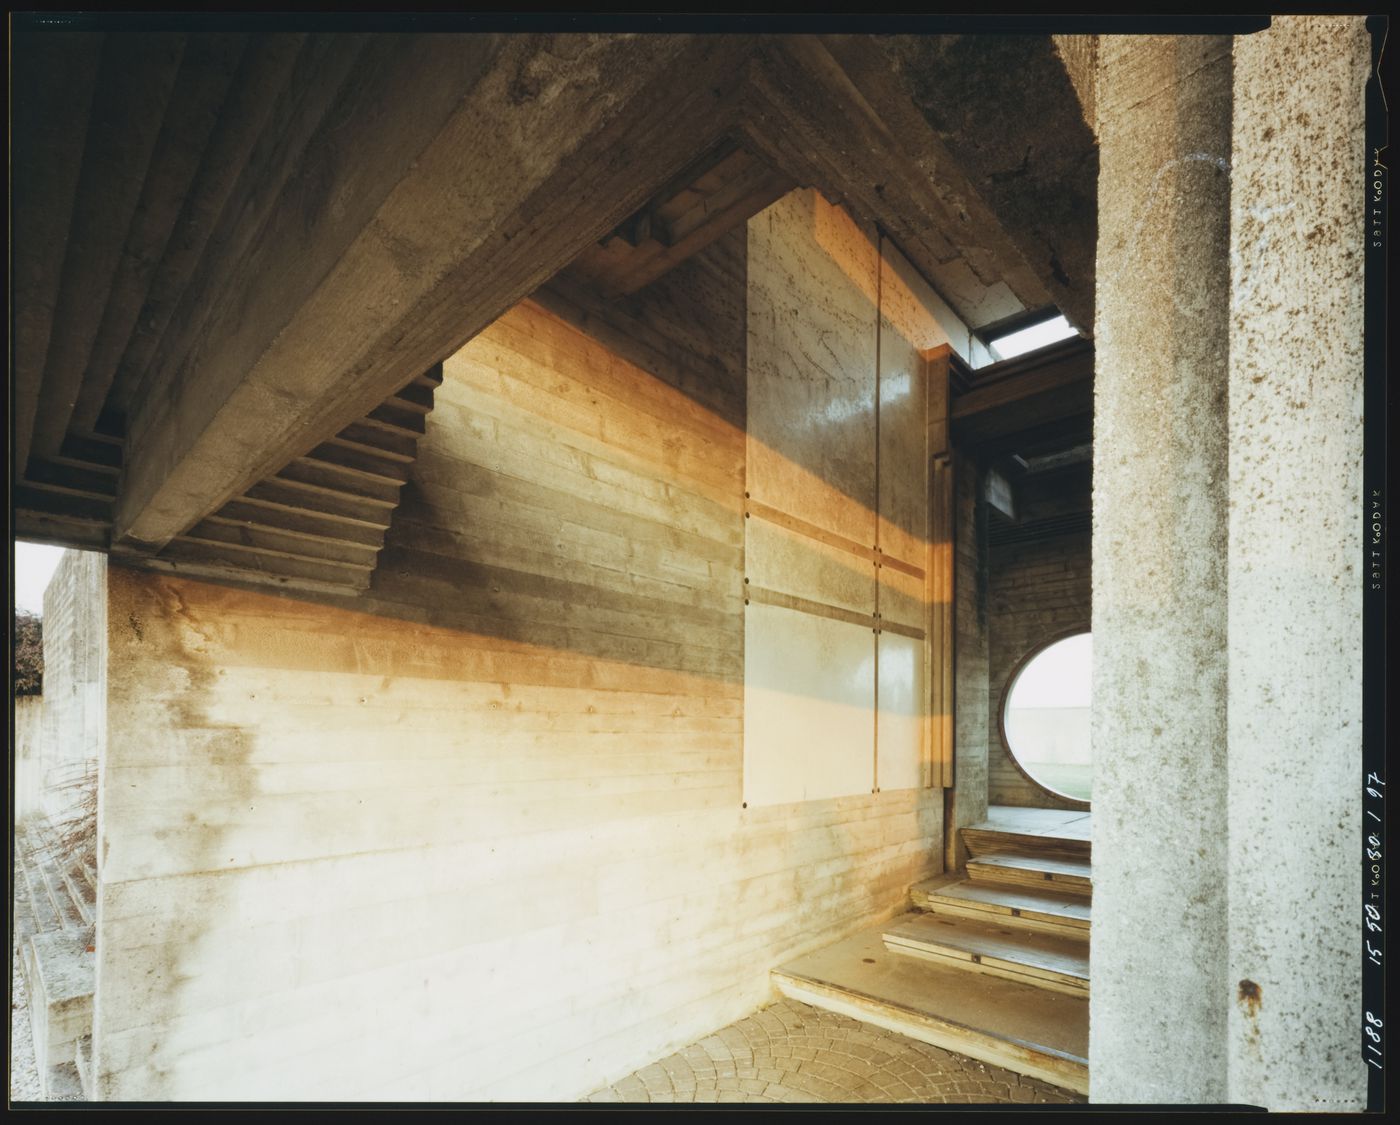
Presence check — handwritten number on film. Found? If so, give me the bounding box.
[1364,772,1383,1071]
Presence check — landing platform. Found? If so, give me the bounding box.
[963,806,1092,861]
[980,805,1090,839]
[772,916,1088,1095]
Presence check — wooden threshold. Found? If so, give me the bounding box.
[772,920,1087,1095]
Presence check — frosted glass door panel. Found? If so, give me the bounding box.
[744,601,876,807]
[746,515,876,616]
[876,631,924,792]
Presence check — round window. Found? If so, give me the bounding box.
[1002,632,1092,803]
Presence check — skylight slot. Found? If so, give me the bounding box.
[984,312,1078,361]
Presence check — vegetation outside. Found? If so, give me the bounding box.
[14,610,43,696]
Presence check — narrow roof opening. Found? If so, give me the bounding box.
[981,309,1079,362]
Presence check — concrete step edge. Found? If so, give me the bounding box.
[911,879,1090,939]
[881,915,1089,998]
[965,852,1093,897]
[771,968,1088,1096]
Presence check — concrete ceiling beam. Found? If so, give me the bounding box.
[112,33,759,553]
[861,34,1099,334]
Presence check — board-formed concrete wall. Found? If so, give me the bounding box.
[40,549,107,820]
[14,694,45,822]
[986,531,1091,809]
[92,206,945,1101]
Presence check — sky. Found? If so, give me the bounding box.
[988,314,1077,361]
[12,541,68,614]
[1008,632,1093,709]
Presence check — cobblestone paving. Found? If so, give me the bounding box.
[584,999,1083,1104]
[11,947,43,1102]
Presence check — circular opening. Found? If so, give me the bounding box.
[1002,632,1092,803]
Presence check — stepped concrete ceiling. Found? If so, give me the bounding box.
[11,29,1097,585]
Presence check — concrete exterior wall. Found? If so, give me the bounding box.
[92,214,943,1101]
[986,530,1091,809]
[1091,33,1234,1104]
[1225,16,1368,1111]
[14,694,45,822]
[40,549,107,819]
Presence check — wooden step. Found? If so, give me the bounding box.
[239,481,394,530]
[412,363,444,390]
[912,876,1090,940]
[56,433,123,472]
[149,543,372,598]
[362,402,426,438]
[13,507,114,552]
[23,459,119,501]
[267,466,402,510]
[210,502,387,551]
[13,486,113,526]
[182,519,382,570]
[145,363,436,597]
[328,424,418,464]
[772,918,1087,1095]
[961,821,1091,863]
[300,443,412,488]
[966,851,1092,897]
[883,912,1088,997]
[385,381,435,414]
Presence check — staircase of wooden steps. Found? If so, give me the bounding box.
[772,808,1092,1097]
[145,365,442,597]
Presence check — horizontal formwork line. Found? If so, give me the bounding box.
[746,499,925,579]
[746,584,926,640]
[746,499,876,563]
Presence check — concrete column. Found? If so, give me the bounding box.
[1225,16,1368,1111]
[1090,35,1234,1103]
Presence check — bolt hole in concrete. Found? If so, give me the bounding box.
[1003,633,1092,803]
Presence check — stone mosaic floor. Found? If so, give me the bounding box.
[584,998,1084,1105]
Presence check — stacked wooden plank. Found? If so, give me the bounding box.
[147,366,441,596]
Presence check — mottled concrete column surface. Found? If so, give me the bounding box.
[1226,15,1368,1112]
[1090,33,1234,1105]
